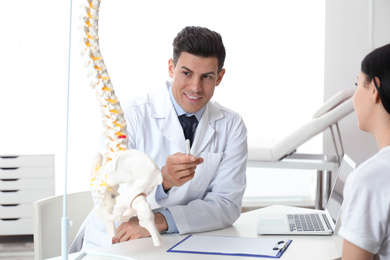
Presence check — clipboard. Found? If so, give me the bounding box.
[167,235,292,258]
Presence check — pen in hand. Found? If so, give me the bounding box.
[186,139,190,156]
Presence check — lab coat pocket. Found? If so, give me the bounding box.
[190,152,223,192]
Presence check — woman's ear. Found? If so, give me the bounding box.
[373,76,381,103]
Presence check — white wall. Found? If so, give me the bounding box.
[2,1,387,202]
[324,0,390,164]
[0,0,324,195]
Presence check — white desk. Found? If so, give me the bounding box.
[51,205,343,260]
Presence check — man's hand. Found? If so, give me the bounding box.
[162,153,204,191]
[112,212,168,244]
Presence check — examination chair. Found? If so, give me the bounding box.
[33,191,93,260]
[247,88,355,209]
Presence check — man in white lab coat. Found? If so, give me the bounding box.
[77,26,248,250]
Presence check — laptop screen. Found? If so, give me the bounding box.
[326,155,356,224]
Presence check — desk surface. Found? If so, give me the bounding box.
[52,205,343,260]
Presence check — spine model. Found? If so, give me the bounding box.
[80,0,162,246]
[81,0,128,163]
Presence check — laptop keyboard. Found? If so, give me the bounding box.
[287,214,325,232]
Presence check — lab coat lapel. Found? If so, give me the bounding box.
[150,82,184,151]
[191,102,224,157]
[161,109,184,150]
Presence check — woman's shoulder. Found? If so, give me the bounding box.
[352,147,390,189]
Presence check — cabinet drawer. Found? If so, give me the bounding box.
[0,178,54,190]
[0,217,33,235]
[0,167,53,178]
[0,204,32,218]
[0,155,54,167]
[0,189,54,204]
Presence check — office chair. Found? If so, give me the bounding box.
[33,191,94,260]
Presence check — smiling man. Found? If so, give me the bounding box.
[169,51,225,114]
[74,26,248,251]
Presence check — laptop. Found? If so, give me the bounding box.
[257,154,356,235]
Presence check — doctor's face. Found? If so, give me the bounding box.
[168,52,225,113]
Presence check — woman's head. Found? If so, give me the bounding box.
[354,43,390,133]
[360,43,390,115]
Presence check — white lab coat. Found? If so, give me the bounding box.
[71,81,247,251]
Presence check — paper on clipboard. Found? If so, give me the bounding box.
[167,235,292,258]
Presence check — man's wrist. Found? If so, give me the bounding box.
[154,212,169,232]
[161,166,173,192]
[157,210,179,233]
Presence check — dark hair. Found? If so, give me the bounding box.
[172,26,226,72]
[361,43,390,114]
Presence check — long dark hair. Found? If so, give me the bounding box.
[172,26,226,73]
[361,43,390,114]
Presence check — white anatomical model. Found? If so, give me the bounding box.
[81,0,163,246]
